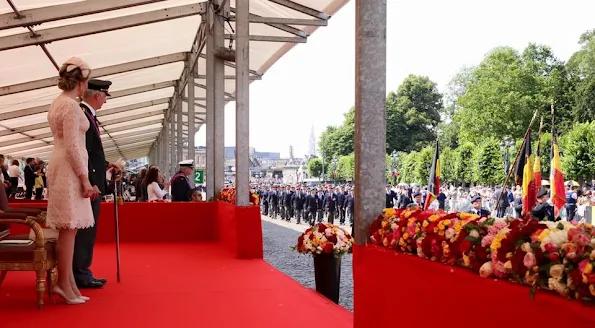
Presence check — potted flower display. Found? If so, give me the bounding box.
[292,222,354,303]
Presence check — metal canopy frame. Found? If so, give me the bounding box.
[0,0,348,201]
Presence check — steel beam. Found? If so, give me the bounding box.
[193,82,234,99]
[0,52,186,96]
[108,81,176,99]
[195,74,261,80]
[224,34,305,43]
[228,14,327,27]
[354,0,387,244]
[198,53,262,77]
[0,0,166,30]
[0,4,206,51]
[0,85,172,122]
[269,0,330,20]
[234,0,250,206]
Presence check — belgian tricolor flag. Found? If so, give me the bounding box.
[514,132,536,217]
[424,141,440,210]
[550,113,566,217]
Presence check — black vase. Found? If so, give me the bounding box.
[313,253,341,304]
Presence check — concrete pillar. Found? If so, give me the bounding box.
[176,97,183,163]
[234,0,250,206]
[205,0,228,200]
[354,0,387,244]
[205,10,215,200]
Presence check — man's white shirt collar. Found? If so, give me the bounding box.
[81,101,96,116]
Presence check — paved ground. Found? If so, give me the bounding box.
[261,215,354,311]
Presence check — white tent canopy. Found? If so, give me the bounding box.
[0,0,348,162]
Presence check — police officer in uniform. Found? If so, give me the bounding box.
[532,188,556,221]
[171,160,194,201]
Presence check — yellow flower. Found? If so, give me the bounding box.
[462,254,470,267]
[415,227,420,234]
[504,261,512,270]
[383,208,396,219]
[403,232,410,240]
[438,230,445,236]
[381,221,388,229]
[585,263,593,274]
[537,230,551,242]
[442,219,451,226]
[506,252,513,259]
[422,221,429,228]
[383,238,389,247]
[590,285,595,297]
[429,215,439,222]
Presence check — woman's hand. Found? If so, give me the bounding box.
[80,175,95,198]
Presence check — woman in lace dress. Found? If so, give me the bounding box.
[46,58,96,305]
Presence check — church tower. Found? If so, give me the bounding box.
[308,125,316,158]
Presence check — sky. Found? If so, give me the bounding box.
[195,0,595,158]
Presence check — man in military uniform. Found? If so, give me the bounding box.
[532,188,556,221]
[466,195,491,217]
[171,160,194,201]
[75,79,112,289]
[325,186,337,224]
[407,191,423,208]
[565,183,578,221]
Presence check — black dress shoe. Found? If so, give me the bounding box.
[93,277,107,284]
[77,280,104,289]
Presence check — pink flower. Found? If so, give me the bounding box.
[494,221,507,230]
[407,224,416,236]
[481,235,494,247]
[493,261,508,278]
[548,252,561,262]
[579,259,589,273]
[576,234,590,247]
[543,243,558,252]
[488,226,499,235]
[523,252,536,269]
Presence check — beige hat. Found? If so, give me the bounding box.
[62,57,91,79]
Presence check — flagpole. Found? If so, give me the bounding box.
[495,109,539,213]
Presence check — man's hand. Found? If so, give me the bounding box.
[90,185,101,200]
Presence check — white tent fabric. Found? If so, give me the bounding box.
[0,0,348,162]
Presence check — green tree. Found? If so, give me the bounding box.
[440,147,457,185]
[307,158,323,178]
[454,142,475,186]
[414,146,434,184]
[387,75,443,153]
[398,151,418,183]
[560,122,595,182]
[337,154,355,181]
[473,138,506,185]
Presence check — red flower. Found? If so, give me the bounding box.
[327,234,338,244]
[460,239,472,254]
[317,224,327,233]
[298,235,304,246]
[323,242,334,254]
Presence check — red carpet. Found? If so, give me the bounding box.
[0,243,352,327]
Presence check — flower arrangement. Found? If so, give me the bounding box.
[293,223,355,257]
[219,187,259,205]
[370,208,595,302]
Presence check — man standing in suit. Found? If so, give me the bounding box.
[74,79,112,289]
[23,157,35,199]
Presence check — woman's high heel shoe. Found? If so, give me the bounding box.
[51,286,85,305]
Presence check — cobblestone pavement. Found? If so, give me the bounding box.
[261,215,354,311]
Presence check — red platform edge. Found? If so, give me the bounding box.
[8,201,263,260]
[353,244,595,327]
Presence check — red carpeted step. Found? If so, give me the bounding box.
[0,243,352,327]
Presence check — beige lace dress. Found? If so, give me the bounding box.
[45,94,94,230]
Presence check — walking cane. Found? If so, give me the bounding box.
[112,171,123,283]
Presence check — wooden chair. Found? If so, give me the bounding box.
[0,209,57,310]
